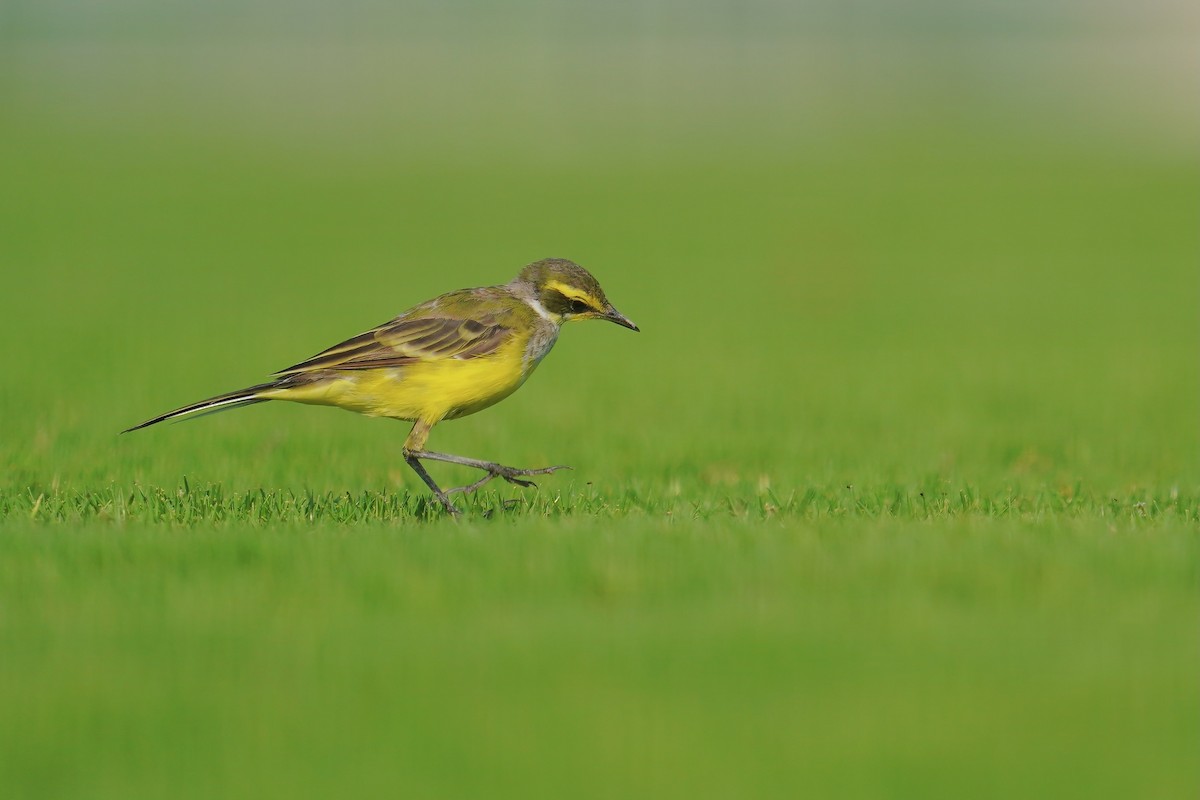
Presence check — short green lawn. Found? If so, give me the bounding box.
[1,517,1196,799]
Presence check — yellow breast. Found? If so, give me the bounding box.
[263,334,535,424]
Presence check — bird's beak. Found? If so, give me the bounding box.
[603,305,640,332]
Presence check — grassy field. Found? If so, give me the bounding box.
[2,18,1198,799]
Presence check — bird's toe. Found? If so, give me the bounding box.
[503,476,538,488]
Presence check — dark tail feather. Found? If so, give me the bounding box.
[122,382,279,433]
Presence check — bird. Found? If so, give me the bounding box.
[123,257,639,514]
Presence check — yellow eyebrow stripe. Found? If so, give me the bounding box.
[545,280,600,310]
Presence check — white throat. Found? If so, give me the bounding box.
[522,295,560,324]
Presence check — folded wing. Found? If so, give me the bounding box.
[276,314,512,375]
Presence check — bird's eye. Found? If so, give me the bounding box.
[569,299,590,314]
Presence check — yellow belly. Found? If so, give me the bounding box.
[262,342,530,424]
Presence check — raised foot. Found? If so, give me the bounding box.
[404,448,571,514]
[445,463,572,495]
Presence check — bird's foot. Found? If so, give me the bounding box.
[405,449,570,512]
[432,492,462,516]
[445,463,572,495]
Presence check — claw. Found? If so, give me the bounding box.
[504,477,537,489]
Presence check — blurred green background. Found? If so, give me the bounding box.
[1,2,1197,798]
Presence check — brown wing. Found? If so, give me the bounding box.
[275,315,511,375]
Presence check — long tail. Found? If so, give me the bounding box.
[122,381,283,433]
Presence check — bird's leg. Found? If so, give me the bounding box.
[401,420,570,510]
[402,419,460,515]
[411,450,571,491]
[404,452,460,515]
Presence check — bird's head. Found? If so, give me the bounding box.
[512,258,639,331]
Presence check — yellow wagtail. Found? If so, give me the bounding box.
[125,258,639,513]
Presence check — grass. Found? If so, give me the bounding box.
[1,30,1198,798]
[5,482,1198,526]
[1,517,1196,799]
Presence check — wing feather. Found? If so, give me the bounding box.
[276,311,512,375]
